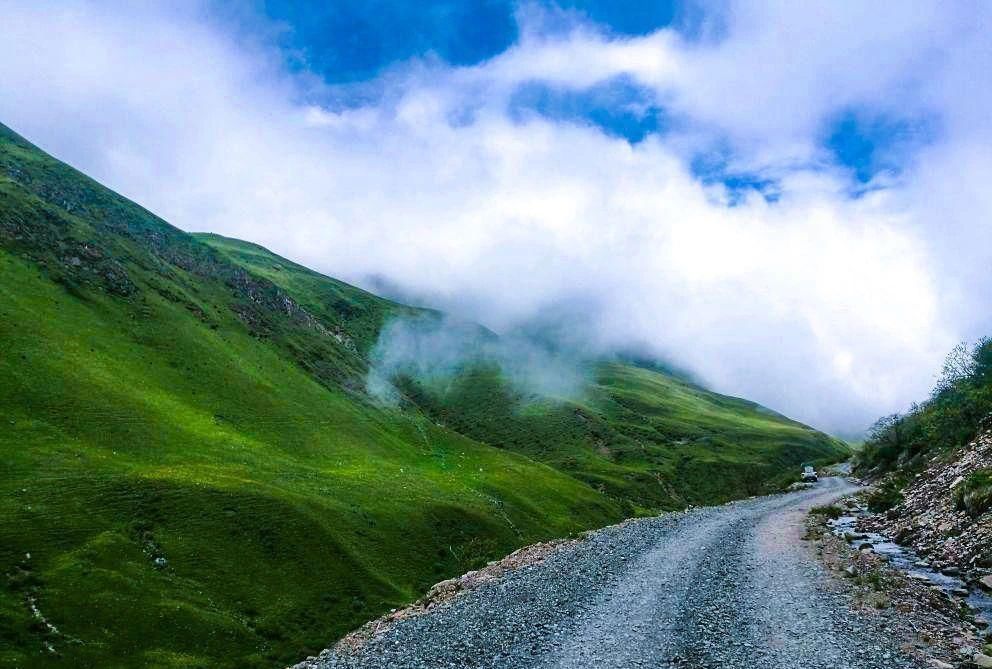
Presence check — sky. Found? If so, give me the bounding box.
[2,0,991,435]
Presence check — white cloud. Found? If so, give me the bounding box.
[2,0,988,434]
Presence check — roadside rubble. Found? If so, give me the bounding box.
[331,536,582,654]
[808,478,992,669]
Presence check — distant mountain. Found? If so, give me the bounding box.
[0,121,848,668]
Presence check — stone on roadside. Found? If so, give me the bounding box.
[894,527,914,544]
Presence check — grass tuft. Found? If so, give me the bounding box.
[953,468,992,517]
[810,504,844,519]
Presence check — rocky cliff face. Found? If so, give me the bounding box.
[862,431,992,587]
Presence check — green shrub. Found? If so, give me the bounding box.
[810,504,844,519]
[866,478,905,512]
[953,468,992,517]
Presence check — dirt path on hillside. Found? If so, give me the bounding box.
[294,477,925,669]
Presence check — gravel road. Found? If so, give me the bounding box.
[296,477,925,669]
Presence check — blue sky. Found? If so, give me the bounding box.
[824,110,939,185]
[508,76,668,143]
[235,0,934,191]
[250,1,688,81]
[2,1,990,433]
[237,1,689,148]
[251,0,519,81]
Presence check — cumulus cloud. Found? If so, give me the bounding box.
[1,0,989,434]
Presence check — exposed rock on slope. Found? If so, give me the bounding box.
[862,430,992,583]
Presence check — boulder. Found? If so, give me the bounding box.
[974,653,992,668]
[894,527,914,544]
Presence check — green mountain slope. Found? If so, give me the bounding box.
[389,358,845,513]
[194,234,847,511]
[0,121,847,668]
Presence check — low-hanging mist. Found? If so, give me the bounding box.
[366,315,592,405]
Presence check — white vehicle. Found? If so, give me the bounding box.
[801,465,818,483]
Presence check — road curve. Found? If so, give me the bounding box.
[297,477,924,669]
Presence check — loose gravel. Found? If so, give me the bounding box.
[294,477,925,669]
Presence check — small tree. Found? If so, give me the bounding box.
[933,342,975,398]
[864,413,907,468]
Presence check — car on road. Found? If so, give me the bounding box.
[801,465,818,482]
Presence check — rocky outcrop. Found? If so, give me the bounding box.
[57,240,137,296]
[861,431,992,585]
[225,267,356,350]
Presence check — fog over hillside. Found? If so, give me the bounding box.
[3,1,991,434]
[366,315,592,405]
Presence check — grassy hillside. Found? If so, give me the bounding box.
[0,121,847,668]
[413,360,844,508]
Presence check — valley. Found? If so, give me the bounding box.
[0,122,847,668]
